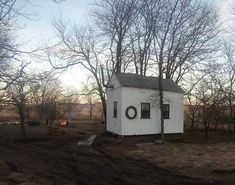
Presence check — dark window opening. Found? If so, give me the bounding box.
[141,103,150,119]
[113,101,117,118]
[163,104,170,119]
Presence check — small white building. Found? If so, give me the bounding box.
[106,73,185,136]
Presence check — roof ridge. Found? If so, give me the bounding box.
[113,72,184,94]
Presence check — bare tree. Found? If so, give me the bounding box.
[59,88,80,120]
[226,2,235,38]
[30,72,62,124]
[196,79,213,140]
[185,94,200,130]
[151,0,219,82]
[46,22,107,122]
[80,79,100,120]
[0,0,23,90]
[129,0,158,76]
[93,0,138,73]
[193,62,226,140]
[184,73,206,130]
[5,70,34,138]
[148,0,219,142]
[222,42,235,132]
[0,0,38,91]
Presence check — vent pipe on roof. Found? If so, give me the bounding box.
[100,65,114,88]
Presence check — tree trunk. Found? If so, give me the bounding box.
[233,121,235,134]
[19,114,27,138]
[101,96,107,124]
[116,40,122,73]
[228,100,235,133]
[159,62,165,143]
[191,116,195,130]
[204,123,208,141]
[203,104,208,141]
[89,106,93,120]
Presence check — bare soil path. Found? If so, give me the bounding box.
[0,123,235,185]
[0,136,232,185]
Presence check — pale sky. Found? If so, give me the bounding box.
[16,0,234,89]
[17,0,95,89]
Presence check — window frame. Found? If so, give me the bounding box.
[141,103,151,119]
[163,104,170,119]
[113,101,117,118]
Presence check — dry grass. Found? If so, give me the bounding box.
[94,131,235,184]
[125,143,235,180]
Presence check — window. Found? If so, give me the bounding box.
[113,101,117,118]
[163,104,170,119]
[141,103,150,119]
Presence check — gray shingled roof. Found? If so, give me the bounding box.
[114,73,185,94]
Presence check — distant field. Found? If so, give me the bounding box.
[0,119,103,139]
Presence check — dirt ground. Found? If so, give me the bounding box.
[0,121,235,185]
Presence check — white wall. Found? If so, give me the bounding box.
[163,91,184,134]
[120,87,184,135]
[106,75,122,135]
[106,74,184,136]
